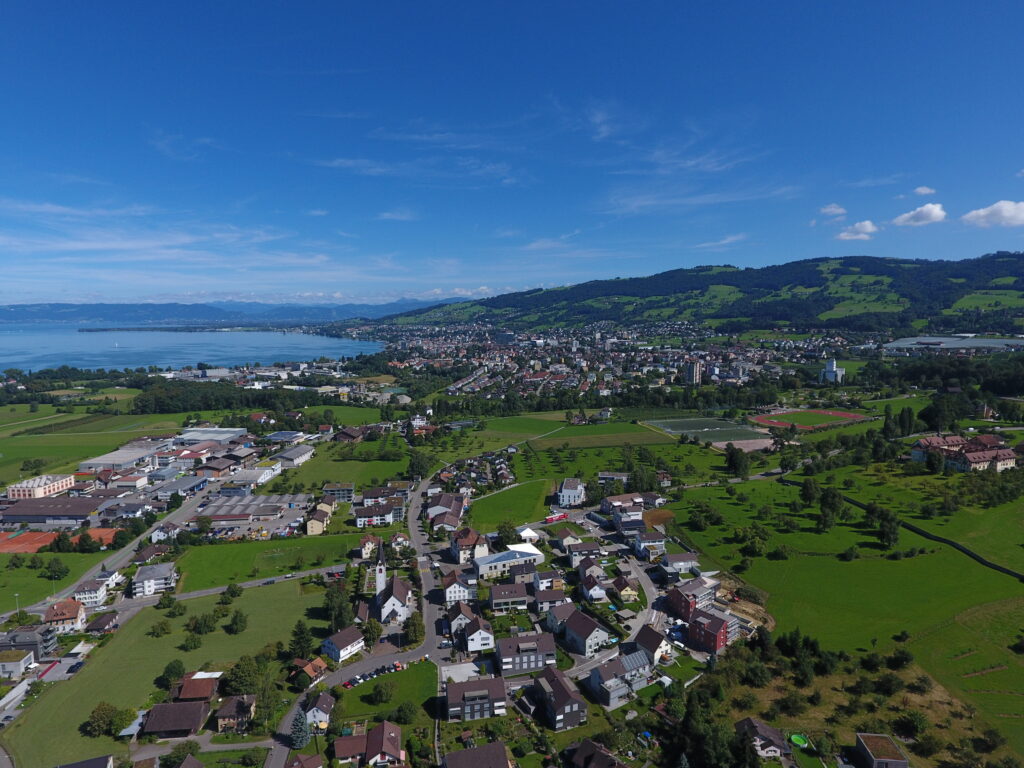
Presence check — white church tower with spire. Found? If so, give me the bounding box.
[374,543,388,595]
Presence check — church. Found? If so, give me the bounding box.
[371,544,416,625]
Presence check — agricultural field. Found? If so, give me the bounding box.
[0,551,109,613]
[427,414,565,461]
[513,440,740,488]
[805,463,1024,573]
[176,535,361,591]
[665,480,1024,751]
[300,404,382,425]
[0,581,322,767]
[0,410,229,486]
[947,289,1024,312]
[467,479,553,532]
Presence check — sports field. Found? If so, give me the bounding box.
[644,417,764,443]
[749,409,864,430]
[0,581,323,767]
[467,479,553,532]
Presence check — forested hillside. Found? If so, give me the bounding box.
[389,252,1024,332]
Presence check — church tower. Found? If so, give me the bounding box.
[374,543,388,596]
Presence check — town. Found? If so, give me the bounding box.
[0,327,1021,768]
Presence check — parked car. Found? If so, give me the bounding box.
[68,662,85,673]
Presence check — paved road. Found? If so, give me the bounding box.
[262,474,438,768]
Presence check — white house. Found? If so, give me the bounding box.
[558,478,585,507]
[463,617,494,653]
[305,692,336,728]
[735,718,791,759]
[321,626,365,663]
[581,575,607,603]
[442,571,475,608]
[72,579,108,608]
[130,563,178,597]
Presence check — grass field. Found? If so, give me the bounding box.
[176,535,363,591]
[0,410,231,486]
[195,749,269,766]
[0,551,109,613]
[260,436,409,494]
[804,462,1024,573]
[750,409,864,429]
[0,581,323,767]
[300,405,382,425]
[666,480,1024,752]
[512,441,732,487]
[529,422,674,450]
[467,479,553,532]
[344,660,437,726]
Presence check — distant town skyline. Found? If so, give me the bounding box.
[2,2,1024,303]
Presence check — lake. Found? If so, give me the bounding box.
[0,323,383,371]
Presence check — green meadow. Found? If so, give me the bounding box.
[0,581,323,768]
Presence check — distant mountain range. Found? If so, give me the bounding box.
[384,252,1024,333]
[0,298,465,325]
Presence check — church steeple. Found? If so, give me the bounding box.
[374,542,388,595]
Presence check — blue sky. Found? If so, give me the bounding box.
[2,1,1024,304]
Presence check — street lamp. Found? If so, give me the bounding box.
[14,593,19,616]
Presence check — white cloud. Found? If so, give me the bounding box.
[693,233,747,249]
[522,229,581,251]
[1016,169,1024,178]
[588,108,615,140]
[376,208,418,221]
[836,220,878,241]
[819,203,846,217]
[962,200,1024,227]
[914,186,936,196]
[306,209,328,216]
[845,174,903,188]
[893,203,946,227]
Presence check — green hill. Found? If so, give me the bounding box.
[386,253,1024,333]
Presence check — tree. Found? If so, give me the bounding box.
[149,619,171,638]
[800,478,821,507]
[724,443,751,479]
[84,701,120,737]
[43,558,70,581]
[76,531,100,553]
[405,612,425,646]
[362,618,383,646]
[166,741,201,767]
[181,633,202,651]
[290,709,311,749]
[370,680,396,704]
[226,610,249,635]
[324,582,352,632]
[394,700,418,724]
[5,553,24,569]
[290,620,315,658]
[51,530,74,553]
[496,519,518,548]
[879,513,901,550]
[224,582,244,599]
[157,592,177,609]
[223,655,262,695]
[160,659,185,689]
